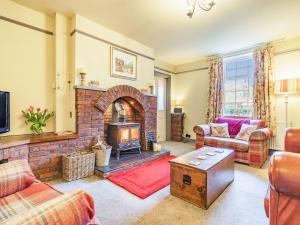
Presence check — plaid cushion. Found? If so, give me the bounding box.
[1,189,95,225]
[0,160,36,198]
[0,182,62,222]
[204,136,249,152]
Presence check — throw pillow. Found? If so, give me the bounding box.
[235,124,257,141]
[0,160,36,198]
[210,123,230,138]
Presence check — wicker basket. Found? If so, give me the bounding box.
[62,151,95,181]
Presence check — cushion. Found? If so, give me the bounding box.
[0,182,62,222]
[210,123,230,138]
[0,160,36,198]
[1,190,95,225]
[235,124,257,141]
[215,117,250,135]
[204,136,249,152]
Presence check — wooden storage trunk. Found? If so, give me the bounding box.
[169,147,234,209]
[62,151,95,181]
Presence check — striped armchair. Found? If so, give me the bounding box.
[193,117,271,168]
[0,160,100,225]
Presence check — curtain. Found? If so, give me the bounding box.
[253,45,276,131]
[206,57,223,123]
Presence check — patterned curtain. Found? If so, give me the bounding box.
[206,57,224,123]
[253,45,276,131]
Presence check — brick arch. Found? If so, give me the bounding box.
[95,85,149,112]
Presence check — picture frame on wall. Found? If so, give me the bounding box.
[111,47,137,80]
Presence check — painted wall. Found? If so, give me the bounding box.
[73,15,155,89]
[172,60,210,139]
[273,37,300,149]
[0,2,156,136]
[0,0,55,135]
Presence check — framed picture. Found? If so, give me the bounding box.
[111,47,137,80]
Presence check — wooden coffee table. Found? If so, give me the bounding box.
[169,146,234,209]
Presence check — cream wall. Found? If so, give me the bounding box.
[273,37,300,149]
[0,2,155,136]
[274,37,300,128]
[73,15,154,89]
[0,0,55,136]
[172,60,210,139]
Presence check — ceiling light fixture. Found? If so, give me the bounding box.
[186,0,215,18]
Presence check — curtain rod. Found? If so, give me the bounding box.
[208,38,286,59]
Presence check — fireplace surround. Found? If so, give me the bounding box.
[0,85,157,181]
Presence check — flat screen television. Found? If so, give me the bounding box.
[0,91,10,134]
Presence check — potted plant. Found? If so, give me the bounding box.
[22,106,54,135]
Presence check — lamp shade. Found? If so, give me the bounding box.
[275,79,298,94]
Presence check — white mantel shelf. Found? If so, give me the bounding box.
[74,85,157,97]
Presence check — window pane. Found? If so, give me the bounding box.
[157,79,165,111]
[224,80,235,91]
[236,91,248,103]
[223,55,254,117]
[225,91,235,103]
[224,103,236,116]
[236,78,248,91]
[236,67,248,76]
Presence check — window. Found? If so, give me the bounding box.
[156,78,165,111]
[223,54,254,117]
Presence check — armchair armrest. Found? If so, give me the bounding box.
[269,152,300,197]
[193,124,211,136]
[249,128,272,141]
[285,128,300,153]
[3,190,95,225]
[0,160,36,198]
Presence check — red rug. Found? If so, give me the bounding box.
[107,155,176,199]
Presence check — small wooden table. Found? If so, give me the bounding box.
[169,147,234,209]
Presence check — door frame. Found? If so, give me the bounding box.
[154,71,171,141]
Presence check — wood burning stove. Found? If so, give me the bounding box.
[107,122,141,160]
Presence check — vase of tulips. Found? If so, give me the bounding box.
[22,106,54,135]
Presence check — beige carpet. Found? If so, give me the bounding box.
[50,141,269,225]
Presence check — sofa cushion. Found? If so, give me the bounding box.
[204,136,249,152]
[235,124,257,141]
[0,182,62,222]
[0,160,36,198]
[210,123,230,138]
[215,117,251,135]
[2,190,95,225]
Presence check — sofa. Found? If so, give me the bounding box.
[193,117,272,167]
[0,160,100,225]
[264,128,300,225]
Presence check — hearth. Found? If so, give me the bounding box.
[107,123,141,160]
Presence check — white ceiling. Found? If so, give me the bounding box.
[13,0,300,65]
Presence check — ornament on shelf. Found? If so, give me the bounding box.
[88,80,100,87]
[78,67,87,86]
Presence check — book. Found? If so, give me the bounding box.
[214,149,224,153]
[197,155,208,160]
[206,152,216,156]
[189,160,201,166]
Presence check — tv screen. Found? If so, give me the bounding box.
[0,91,10,134]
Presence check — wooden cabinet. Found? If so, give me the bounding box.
[171,113,184,141]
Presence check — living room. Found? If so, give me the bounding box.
[0,0,300,225]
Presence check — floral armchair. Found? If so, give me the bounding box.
[193,117,272,167]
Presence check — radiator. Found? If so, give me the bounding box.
[269,122,292,150]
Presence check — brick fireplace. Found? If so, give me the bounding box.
[0,85,157,181]
[77,85,157,152]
